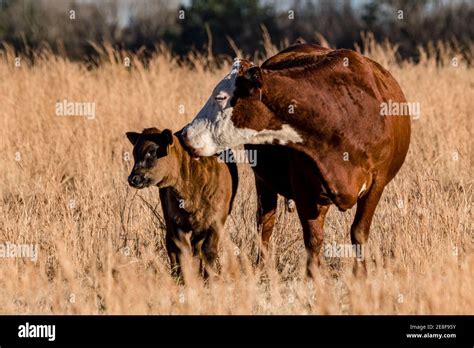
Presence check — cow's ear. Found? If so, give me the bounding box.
[243,66,263,89]
[162,129,174,149]
[126,132,140,145]
[236,66,263,97]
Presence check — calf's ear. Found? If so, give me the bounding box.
[126,132,140,145]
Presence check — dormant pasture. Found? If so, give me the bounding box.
[0,39,472,314]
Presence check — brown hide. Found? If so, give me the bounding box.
[238,44,411,210]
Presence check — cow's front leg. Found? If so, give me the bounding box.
[295,202,330,278]
[350,176,386,276]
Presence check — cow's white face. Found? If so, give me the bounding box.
[183,59,256,156]
[183,59,303,156]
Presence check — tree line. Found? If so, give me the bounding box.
[0,0,472,62]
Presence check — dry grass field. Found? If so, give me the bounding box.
[0,38,472,314]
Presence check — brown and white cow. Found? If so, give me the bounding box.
[182,43,411,276]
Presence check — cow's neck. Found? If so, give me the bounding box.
[238,78,304,148]
[260,73,298,125]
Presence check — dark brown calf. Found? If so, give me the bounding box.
[126,128,238,279]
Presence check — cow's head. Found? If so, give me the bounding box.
[126,128,177,189]
[182,58,302,156]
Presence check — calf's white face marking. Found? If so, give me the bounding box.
[184,59,303,156]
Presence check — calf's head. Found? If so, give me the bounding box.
[126,128,176,189]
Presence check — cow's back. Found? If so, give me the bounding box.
[262,43,332,71]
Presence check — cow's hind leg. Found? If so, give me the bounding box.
[350,177,386,275]
[255,179,278,265]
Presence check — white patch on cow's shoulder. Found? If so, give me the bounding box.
[249,124,303,145]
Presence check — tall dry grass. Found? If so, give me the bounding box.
[0,38,472,314]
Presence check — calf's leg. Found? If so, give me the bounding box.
[255,178,278,265]
[201,228,220,279]
[166,233,182,280]
[167,228,193,282]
